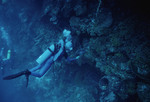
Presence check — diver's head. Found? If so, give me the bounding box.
[63,29,73,52]
[63,29,71,37]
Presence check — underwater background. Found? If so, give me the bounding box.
[0,0,150,102]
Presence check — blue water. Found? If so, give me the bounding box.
[0,0,150,102]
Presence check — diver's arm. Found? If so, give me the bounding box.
[53,40,64,61]
[67,56,80,62]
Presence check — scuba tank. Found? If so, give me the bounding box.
[36,44,55,64]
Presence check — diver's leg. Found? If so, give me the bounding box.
[30,56,54,78]
[29,64,42,72]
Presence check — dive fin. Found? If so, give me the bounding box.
[3,69,31,87]
[25,74,30,87]
[3,71,25,80]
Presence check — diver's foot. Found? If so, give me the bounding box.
[23,69,31,76]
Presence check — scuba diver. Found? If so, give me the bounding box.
[0,48,11,75]
[3,29,79,87]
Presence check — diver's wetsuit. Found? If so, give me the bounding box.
[29,39,64,78]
